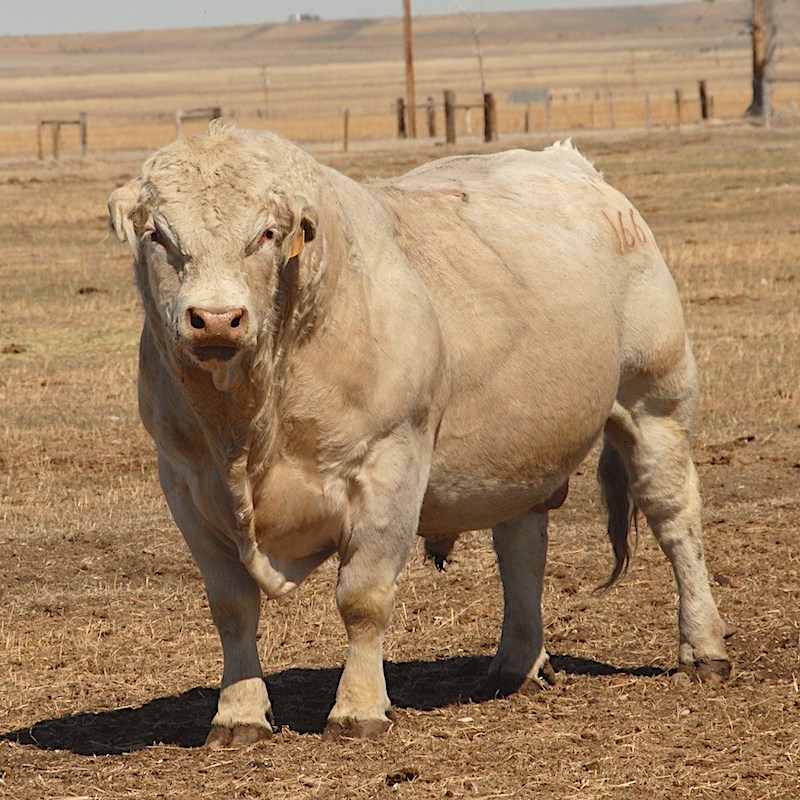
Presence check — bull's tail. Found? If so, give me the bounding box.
[597,435,636,590]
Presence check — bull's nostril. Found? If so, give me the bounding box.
[185,307,247,342]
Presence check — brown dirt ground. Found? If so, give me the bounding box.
[0,125,799,798]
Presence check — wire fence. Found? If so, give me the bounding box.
[3,82,799,160]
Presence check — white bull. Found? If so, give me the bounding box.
[109,125,730,748]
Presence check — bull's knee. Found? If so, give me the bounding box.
[337,583,395,634]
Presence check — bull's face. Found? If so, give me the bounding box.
[108,135,316,391]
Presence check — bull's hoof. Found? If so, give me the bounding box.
[697,659,732,683]
[487,660,558,697]
[677,659,732,685]
[204,723,273,750]
[538,659,559,686]
[322,715,393,740]
[723,621,737,639]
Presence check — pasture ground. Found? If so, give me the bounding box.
[0,122,798,799]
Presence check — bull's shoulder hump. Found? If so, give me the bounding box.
[542,139,603,178]
[375,142,602,195]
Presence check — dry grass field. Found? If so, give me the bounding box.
[1,3,800,799]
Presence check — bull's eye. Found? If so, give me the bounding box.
[258,228,276,249]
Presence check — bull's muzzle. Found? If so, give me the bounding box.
[184,306,249,362]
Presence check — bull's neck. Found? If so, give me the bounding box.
[175,353,278,477]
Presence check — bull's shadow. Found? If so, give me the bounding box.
[1,654,664,755]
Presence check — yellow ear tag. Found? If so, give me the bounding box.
[286,228,304,259]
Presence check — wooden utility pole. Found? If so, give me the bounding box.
[403,0,417,138]
[746,0,776,117]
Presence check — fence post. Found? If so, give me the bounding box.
[699,80,709,120]
[52,122,61,160]
[675,88,684,127]
[524,103,530,134]
[79,112,87,157]
[397,97,407,138]
[483,92,497,142]
[343,108,350,152]
[545,92,552,135]
[444,90,456,144]
[426,96,436,138]
[36,122,43,160]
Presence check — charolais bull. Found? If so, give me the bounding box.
[108,124,731,747]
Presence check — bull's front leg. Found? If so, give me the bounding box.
[161,469,273,749]
[323,556,401,739]
[200,546,274,749]
[323,437,430,739]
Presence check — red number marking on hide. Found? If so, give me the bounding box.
[601,208,647,254]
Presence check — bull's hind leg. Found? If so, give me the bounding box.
[488,511,557,694]
[605,348,731,680]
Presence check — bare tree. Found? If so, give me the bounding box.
[454,0,487,97]
[745,0,777,117]
[703,0,779,119]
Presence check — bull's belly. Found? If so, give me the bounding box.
[419,480,567,536]
[418,443,594,536]
[418,383,615,537]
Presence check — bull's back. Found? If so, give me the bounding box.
[372,147,673,535]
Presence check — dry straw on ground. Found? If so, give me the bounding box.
[1,121,798,800]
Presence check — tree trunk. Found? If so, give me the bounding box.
[745,0,776,117]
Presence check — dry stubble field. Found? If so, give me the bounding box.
[0,121,798,798]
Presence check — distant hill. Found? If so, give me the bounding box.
[0,1,755,77]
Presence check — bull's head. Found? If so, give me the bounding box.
[108,128,318,391]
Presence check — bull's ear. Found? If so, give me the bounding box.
[108,180,143,247]
[284,206,318,260]
[300,208,317,244]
